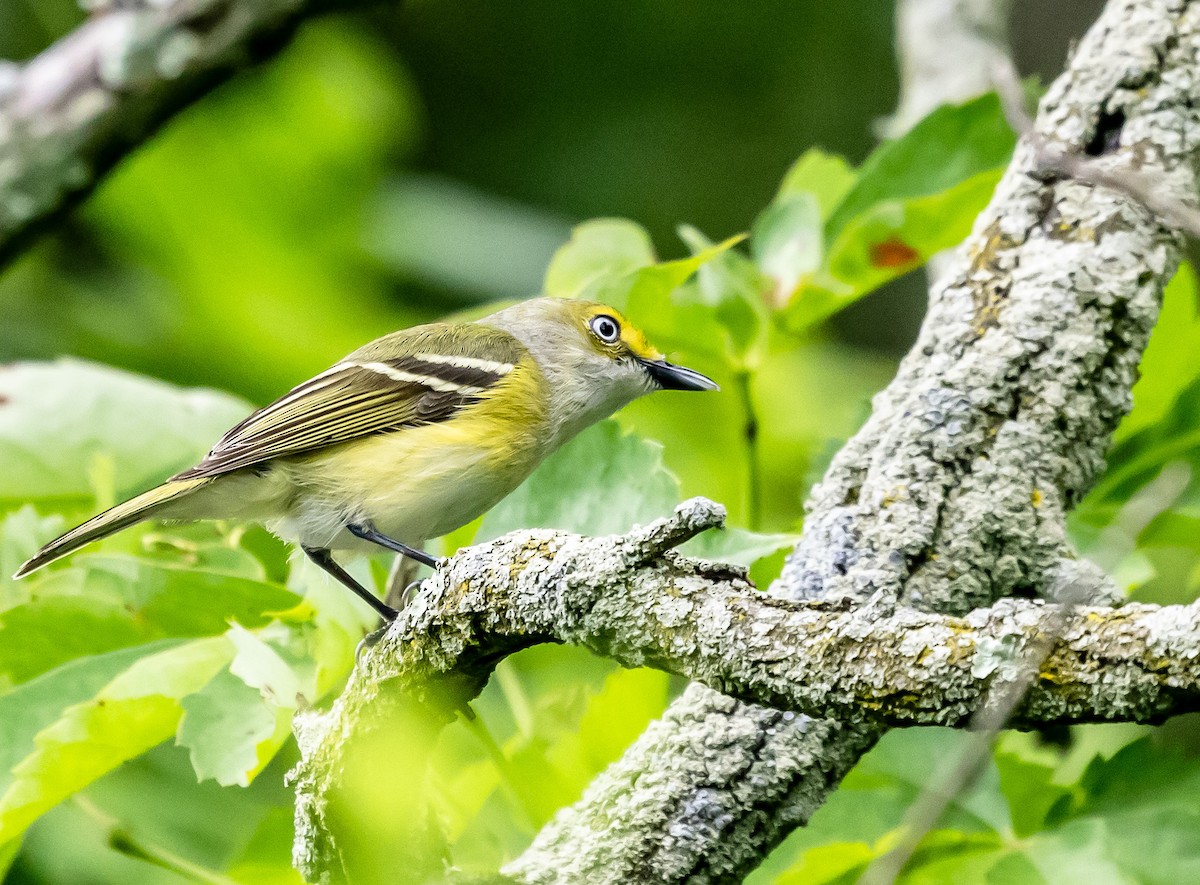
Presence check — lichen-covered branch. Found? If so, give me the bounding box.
[511,2,1200,882]
[291,499,1200,880]
[0,0,328,267]
[295,501,1200,742]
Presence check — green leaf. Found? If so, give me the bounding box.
[543,218,744,354]
[478,421,680,541]
[786,169,1004,332]
[823,93,1014,245]
[0,558,299,686]
[773,841,875,885]
[680,525,795,568]
[777,149,858,218]
[752,193,825,310]
[0,637,233,841]
[1118,263,1200,441]
[766,94,1015,331]
[591,234,745,320]
[479,422,793,583]
[995,751,1072,838]
[0,836,18,877]
[0,642,183,801]
[547,667,670,785]
[177,623,309,788]
[178,669,289,788]
[0,361,249,511]
[0,507,63,610]
[754,728,1011,884]
[543,218,656,298]
[226,806,307,885]
[678,225,770,367]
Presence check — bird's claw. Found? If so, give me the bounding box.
[355,623,390,666]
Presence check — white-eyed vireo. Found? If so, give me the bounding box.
[15,297,717,619]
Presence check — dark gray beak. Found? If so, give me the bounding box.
[638,358,720,392]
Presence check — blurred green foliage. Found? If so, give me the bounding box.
[1,1,1197,883]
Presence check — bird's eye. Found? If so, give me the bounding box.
[589,314,621,344]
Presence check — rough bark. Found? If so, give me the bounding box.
[0,0,324,267]
[295,500,1200,741]
[508,2,1200,882]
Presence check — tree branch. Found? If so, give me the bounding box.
[885,0,1014,137]
[508,1,1200,882]
[294,500,1200,741]
[0,0,329,268]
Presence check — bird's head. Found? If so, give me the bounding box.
[482,296,718,445]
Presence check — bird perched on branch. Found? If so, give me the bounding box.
[15,298,717,620]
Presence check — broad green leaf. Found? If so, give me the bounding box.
[546,667,670,788]
[768,94,1015,331]
[1081,375,1200,526]
[543,220,743,382]
[0,642,183,800]
[678,225,770,367]
[0,836,18,877]
[995,751,1072,838]
[543,218,656,298]
[0,361,249,510]
[823,93,1014,245]
[1118,263,1200,441]
[588,234,745,322]
[0,558,299,686]
[1018,818,1140,885]
[777,149,857,218]
[681,525,795,568]
[0,507,63,610]
[751,728,1011,884]
[177,624,308,788]
[226,806,307,885]
[178,669,290,788]
[0,637,233,841]
[479,422,792,575]
[785,169,1004,332]
[478,421,680,541]
[773,841,875,885]
[752,192,824,309]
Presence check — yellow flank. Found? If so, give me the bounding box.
[280,354,551,546]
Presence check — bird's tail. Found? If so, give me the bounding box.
[13,476,212,578]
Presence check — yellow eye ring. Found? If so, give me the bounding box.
[589,314,621,344]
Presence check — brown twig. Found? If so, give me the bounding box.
[992,55,1200,239]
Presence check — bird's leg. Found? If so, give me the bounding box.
[346,522,444,569]
[302,545,398,622]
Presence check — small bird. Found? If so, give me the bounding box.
[15,298,717,620]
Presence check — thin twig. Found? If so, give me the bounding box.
[858,465,1190,885]
[856,589,1084,885]
[992,55,1200,239]
[734,370,763,531]
[73,796,242,885]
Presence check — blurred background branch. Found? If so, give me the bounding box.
[0,0,339,268]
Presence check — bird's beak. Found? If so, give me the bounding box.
[638,358,720,392]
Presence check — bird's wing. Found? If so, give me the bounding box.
[175,325,528,479]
